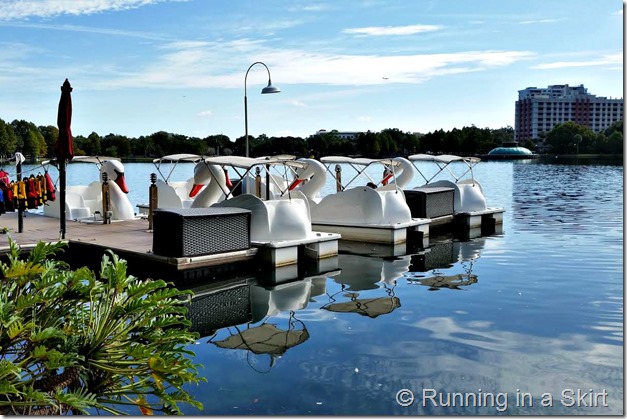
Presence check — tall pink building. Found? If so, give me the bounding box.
[515,84,623,142]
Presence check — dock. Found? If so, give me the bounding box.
[0,211,261,282]
[0,210,344,284]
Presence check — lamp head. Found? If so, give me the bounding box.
[261,81,281,94]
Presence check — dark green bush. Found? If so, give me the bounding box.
[0,239,204,415]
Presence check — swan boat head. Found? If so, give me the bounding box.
[378,157,416,190]
[188,161,232,207]
[100,160,129,193]
[286,158,327,200]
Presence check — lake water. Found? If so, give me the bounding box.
[11,157,624,415]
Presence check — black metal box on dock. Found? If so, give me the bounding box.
[403,187,455,218]
[152,207,251,257]
[404,187,455,218]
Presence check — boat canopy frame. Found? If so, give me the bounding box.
[407,154,481,185]
[40,155,121,174]
[41,155,120,167]
[151,153,204,183]
[199,155,308,200]
[320,156,402,191]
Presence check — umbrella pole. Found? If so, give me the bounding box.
[16,158,23,233]
[59,160,66,239]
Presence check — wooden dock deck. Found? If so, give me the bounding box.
[0,211,259,283]
[0,211,153,251]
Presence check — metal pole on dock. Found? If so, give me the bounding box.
[101,171,111,224]
[59,160,67,238]
[265,164,270,200]
[255,167,261,198]
[15,154,23,233]
[148,173,157,230]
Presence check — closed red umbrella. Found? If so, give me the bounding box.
[55,79,74,239]
[55,79,74,162]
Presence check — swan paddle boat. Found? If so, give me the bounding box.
[285,156,429,245]
[135,154,203,213]
[187,155,341,267]
[42,156,135,221]
[138,153,292,212]
[406,154,504,234]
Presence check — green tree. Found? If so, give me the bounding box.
[72,134,88,156]
[606,131,623,155]
[458,125,482,155]
[545,122,595,154]
[306,131,338,158]
[419,129,445,153]
[101,134,131,157]
[85,132,102,156]
[0,119,18,157]
[491,126,515,145]
[147,131,172,156]
[355,131,380,157]
[131,135,155,157]
[204,134,233,156]
[443,128,462,153]
[11,120,46,161]
[522,140,536,151]
[604,120,623,136]
[382,128,419,155]
[38,125,59,158]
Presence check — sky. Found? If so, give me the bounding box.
[0,0,623,142]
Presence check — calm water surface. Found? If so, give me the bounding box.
[16,158,624,415]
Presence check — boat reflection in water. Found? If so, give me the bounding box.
[403,236,485,290]
[187,271,334,373]
[186,235,486,371]
[321,283,401,319]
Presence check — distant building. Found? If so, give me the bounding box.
[515,84,623,142]
[315,129,360,140]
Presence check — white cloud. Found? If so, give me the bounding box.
[286,3,332,13]
[0,0,181,20]
[233,19,305,35]
[198,110,213,117]
[0,22,166,40]
[532,52,622,69]
[91,42,534,90]
[518,18,560,24]
[290,100,307,107]
[343,24,443,36]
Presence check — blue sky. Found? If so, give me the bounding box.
[0,0,623,142]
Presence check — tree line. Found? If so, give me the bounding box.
[541,120,623,155]
[0,117,622,162]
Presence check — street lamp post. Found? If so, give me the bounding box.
[244,61,280,157]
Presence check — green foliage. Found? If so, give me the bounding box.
[0,239,204,415]
[38,125,59,158]
[545,121,596,154]
[0,119,18,159]
[0,114,622,159]
[10,120,47,161]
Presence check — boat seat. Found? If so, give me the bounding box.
[65,192,91,219]
[172,180,195,208]
[155,179,184,209]
[81,181,103,215]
